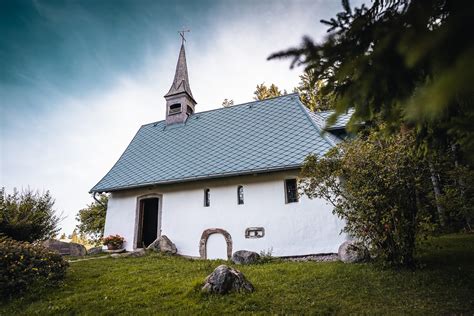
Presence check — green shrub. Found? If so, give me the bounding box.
[0,237,69,298]
[0,187,61,242]
[300,129,436,267]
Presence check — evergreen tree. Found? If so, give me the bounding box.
[294,69,334,111]
[270,0,474,161]
[0,187,61,242]
[253,83,284,100]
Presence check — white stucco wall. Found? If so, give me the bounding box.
[103,171,348,258]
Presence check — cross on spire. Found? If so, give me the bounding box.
[178,28,190,44]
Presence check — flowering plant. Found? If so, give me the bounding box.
[102,235,124,250]
[0,237,69,298]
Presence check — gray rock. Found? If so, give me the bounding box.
[42,239,87,257]
[104,248,126,254]
[338,241,368,263]
[128,249,146,257]
[147,235,177,254]
[87,247,103,255]
[202,265,254,294]
[231,250,260,265]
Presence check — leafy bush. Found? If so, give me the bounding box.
[103,235,124,249]
[437,165,474,232]
[300,130,436,267]
[0,237,69,298]
[0,188,61,242]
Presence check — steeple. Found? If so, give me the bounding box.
[164,38,197,125]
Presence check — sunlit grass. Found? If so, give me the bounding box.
[1,234,473,315]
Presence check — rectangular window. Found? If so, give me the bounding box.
[204,188,210,207]
[285,179,298,203]
[237,185,244,205]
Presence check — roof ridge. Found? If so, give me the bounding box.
[142,93,299,127]
[295,100,338,147]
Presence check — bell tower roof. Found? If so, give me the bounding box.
[164,42,196,103]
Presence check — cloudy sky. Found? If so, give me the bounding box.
[1,0,361,234]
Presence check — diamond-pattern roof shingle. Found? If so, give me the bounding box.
[311,109,354,130]
[90,93,334,192]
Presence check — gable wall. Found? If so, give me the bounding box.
[103,170,347,257]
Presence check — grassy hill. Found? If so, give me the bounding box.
[1,234,473,315]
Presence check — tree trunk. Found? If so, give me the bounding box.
[428,160,445,227]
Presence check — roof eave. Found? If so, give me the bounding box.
[163,90,197,104]
[89,164,303,194]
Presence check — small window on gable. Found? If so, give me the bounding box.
[169,103,181,115]
[285,179,298,203]
[204,188,210,207]
[237,185,244,205]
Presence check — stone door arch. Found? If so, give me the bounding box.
[199,228,232,260]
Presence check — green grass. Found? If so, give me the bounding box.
[1,234,473,315]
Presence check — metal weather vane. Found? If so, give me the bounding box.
[178,28,190,44]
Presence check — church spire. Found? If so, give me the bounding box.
[164,32,197,125]
[164,42,196,103]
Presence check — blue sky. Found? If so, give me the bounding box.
[1,0,360,234]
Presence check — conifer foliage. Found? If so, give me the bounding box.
[270,0,474,160]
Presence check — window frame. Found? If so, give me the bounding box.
[237,185,244,205]
[245,227,265,239]
[285,179,299,203]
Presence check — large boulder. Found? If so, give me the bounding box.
[146,235,177,254]
[202,265,254,294]
[42,239,87,257]
[338,241,368,263]
[231,250,260,265]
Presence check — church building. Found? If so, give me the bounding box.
[90,40,349,259]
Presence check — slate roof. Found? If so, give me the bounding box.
[310,109,354,130]
[90,93,335,193]
[305,110,344,145]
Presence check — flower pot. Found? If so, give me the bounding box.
[107,244,121,250]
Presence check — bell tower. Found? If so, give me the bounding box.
[164,31,197,125]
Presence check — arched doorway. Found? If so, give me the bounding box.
[199,228,232,260]
[135,194,162,249]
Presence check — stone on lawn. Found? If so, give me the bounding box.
[338,241,368,263]
[105,248,126,254]
[147,235,177,254]
[202,265,254,294]
[42,239,87,257]
[128,248,146,257]
[87,247,103,255]
[231,250,260,265]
